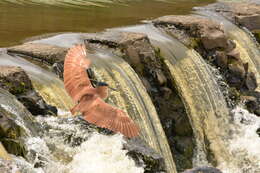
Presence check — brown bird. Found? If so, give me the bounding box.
[63,44,140,138]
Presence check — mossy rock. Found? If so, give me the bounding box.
[1,138,26,157]
[0,66,33,96]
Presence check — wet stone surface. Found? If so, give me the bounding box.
[0,66,57,116]
[200,2,260,31]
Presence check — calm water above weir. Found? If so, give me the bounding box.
[0,0,215,47]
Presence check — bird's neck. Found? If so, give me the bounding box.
[96,86,108,99]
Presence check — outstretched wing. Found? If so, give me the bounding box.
[77,95,140,138]
[64,44,92,102]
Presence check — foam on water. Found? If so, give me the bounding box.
[5,115,144,173]
[218,107,260,173]
[67,133,144,173]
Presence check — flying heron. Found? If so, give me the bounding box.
[63,44,140,138]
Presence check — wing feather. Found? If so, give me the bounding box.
[63,44,93,102]
[80,97,139,138]
[63,44,139,138]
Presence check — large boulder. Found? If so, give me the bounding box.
[200,2,260,31]
[0,66,33,95]
[0,66,57,116]
[153,15,229,50]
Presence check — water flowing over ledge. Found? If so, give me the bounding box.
[0,1,260,173]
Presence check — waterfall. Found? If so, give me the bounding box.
[194,10,260,91]
[1,11,259,171]
[85,49,177,173]
[0,81,146,173]
[1,34,177,172]
[0,52,73,111]
[114,24,260,172]
[113,24,233,166]
[32,34,177,172]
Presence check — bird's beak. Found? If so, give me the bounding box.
[108,86,117,91]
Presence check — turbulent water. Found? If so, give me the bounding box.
[113,24,230,164]
[113,24,260,172]
[194,10,260,91]
[1,116,145,173]
[1,34,177,172]
[33,116,145,173]
[28,33,177,173]
[218,107,260,173]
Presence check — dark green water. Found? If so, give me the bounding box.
[0,0,215,47]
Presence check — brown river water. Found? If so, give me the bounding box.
[0,0,215,47]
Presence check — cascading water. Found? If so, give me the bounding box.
[0,50,73,111]
[1,5,260,171]
[0,88,146,173]
[84,50,177,173]
[194,10,260,91]
[1,34,177,172]
[113,24,231,165]
[28,33,177,173]
[113,24,260,172]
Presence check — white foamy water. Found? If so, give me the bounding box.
[219,107,260,173]
[67,133,144,173]
[6,116,144,173]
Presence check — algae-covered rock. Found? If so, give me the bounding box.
[0,66,33,95]
[0,142,11,160]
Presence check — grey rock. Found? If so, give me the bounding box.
[0,66,33,95]
[124,137,166,173]
[245,72,257,91]
[215,51,227,68]
[182,166,222,173]
[153,15,229,50]
[7,43,67,64]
